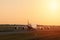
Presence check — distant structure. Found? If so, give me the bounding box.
[37,25,50,31]
[27,18,34,30]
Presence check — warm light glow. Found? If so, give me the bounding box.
[49,1,58,11]
[0,0,60,25]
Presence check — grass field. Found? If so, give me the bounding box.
[0,31,37,40]
[0,31,60,40]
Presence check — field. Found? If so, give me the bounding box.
[0,31,37,40]
[0,31,60,40]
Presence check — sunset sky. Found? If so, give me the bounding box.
[0,0,60,25]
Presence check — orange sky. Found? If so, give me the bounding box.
[0,0,60,25]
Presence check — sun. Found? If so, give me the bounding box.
[51,2,57,10]
[49,1,58,11]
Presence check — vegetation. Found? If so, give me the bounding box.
[0,31,37,40]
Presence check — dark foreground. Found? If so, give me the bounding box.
[0,31,60,40]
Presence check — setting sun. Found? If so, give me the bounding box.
[50,3,57,10]
[49,1,58,11]
[0,0,60,25]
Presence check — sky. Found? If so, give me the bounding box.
[0,0,60,25]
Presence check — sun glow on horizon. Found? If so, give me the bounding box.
[48,0,59,11]
[0,0,60,25]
